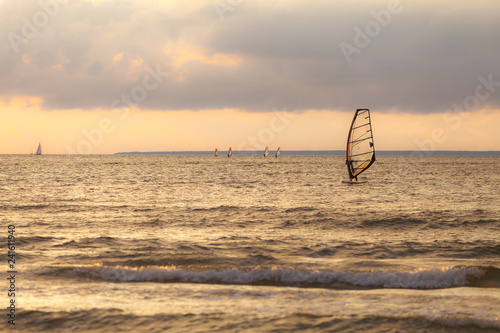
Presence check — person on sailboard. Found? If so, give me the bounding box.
[347,160,358,181]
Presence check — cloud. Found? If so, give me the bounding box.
[1,0,500,113]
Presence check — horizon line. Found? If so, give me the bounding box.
[114,150,500,156]
[2,150,499,156]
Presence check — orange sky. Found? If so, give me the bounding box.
[1,97,499,154]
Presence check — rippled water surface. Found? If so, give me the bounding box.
[1,154,499,332]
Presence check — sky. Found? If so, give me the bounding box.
[1,0,500,154]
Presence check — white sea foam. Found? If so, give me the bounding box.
[77,265,483,289]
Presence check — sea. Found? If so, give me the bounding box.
[1,154,499,332]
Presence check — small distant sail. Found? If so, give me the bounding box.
[275,147,281,158]
[227,147,232,158]
[263,146,269,157]
[345,109,375,182]
[215,148,218,157]
[35,142,42,155]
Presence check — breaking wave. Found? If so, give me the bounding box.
[70,265,499,290]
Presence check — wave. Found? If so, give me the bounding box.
[359,217,428,228]
[290,240,500,259]
[284,206,317,213]
[355,217,500,230]
[17,235,58,245]
[51,236,162,250]
[257,313,500,332]
[7,310,499,333]
[52,236,121,248]
[189,205,240,212]
[1,204,50,210]
[70,265,499,290]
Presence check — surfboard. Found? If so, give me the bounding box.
[341,180,367,184]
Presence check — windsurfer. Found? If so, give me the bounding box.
[347,160,358,181]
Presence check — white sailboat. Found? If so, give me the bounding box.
[227,147,232,158]
[342,109,375,184]
[263,146,269,157]
[35,143,42,155]
[275,147,281,158]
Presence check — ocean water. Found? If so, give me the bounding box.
[1,154,499,332]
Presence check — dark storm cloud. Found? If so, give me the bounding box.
[1,0,499,113]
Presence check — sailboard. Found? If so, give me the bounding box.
[263,146,269,157]
[275,147,281,158]
[35,142,42,155]
[227,147,232,158]
[215,148,218,157]
[342,109,375,184]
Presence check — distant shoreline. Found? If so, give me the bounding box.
[115,150,500,156]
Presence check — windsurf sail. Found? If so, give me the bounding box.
[227,147,232,158]
[35,142,42,155]
[263,146,269,157]
[346,109,375,181]
[215,148,218,157]
[275,147,281,158]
